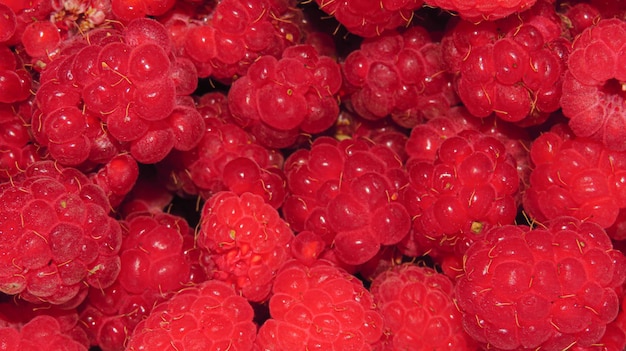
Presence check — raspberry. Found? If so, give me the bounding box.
[198,191,294,302]
[255,259,384,350]
[171,0,304,82]
[312,0,425,38]
[159,92,287,208]
[0,300,89,349]
[31,18,205,166]
[401,129,520,262]
[79,210,200,351]
[405,107,532,192]
[0,160,122,306]
[0,314,87,351]
[455,216,626,350]
[282,136,411,267]
[228,44,342,148]
[425,0,537,21]
[523,124,626,234]
[561,18,626,151]
[370,264,476,350]
[341,25,457,128]
[125,280,256,350]
[441,1,569,124]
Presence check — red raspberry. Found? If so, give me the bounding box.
[79,210,202,351]
[159,92,287,208]
[228,44,342,148]
[170,0,304,82]
[0,160,122,306]
[370,264,476,350]
[255,259,384,350]
[425,0,537,21]
[401,129,520,262]
[441,1,569,124]
[31,18,205,166]
[455,216,626,350]
[405,107,531,174]
[198,191,295,302]
[0,300,89,349]
[523,124,626,235]
[341,25,457,128]
[312,0,424,38]
[0,314,87,351]
[125,280,256,351]
[561,18,626,151]
[282,136,411,267]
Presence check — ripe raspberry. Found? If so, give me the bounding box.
[370,264,476,350]
[79,210,201,351]
[441,1,569,124]
[255,259,384,350]
[425,0,537,21]
[312,0,425,38]
[159,92,287,208]
[31,18,205,166]
[341,25,457,128]
[0,160,122,306]
[170,0,304,82]
[125,280,256,351]
[0,300,89,349]
[561,18,626,151]
[228,44,342,148]
[455,216,626,350]
[0,314,87,351]
[523,123,626,235]
[198,191,294,302]
[282,136,411,267]
[400,129,520,262]
[405,106,531,179]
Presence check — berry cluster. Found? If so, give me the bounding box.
[4,0,626,350]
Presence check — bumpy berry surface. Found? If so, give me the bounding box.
[78,210,200,351]
[170,0,304,82]
[159,92,287,208]
[0,160,122,306]
[125,279,257,351]
[7,1,626,350]
[561,17,626,151]
[441,1,568,124]
[370,264,476,350]
[0,314,87,351]
[341,25,456,128]
[198,191,294,302]
[31,18,205,166]
[425,0,537,21]
[228,44,342,148]
[401,129,520,263]
[455,216,626,350]
[282,136,411,267]
[312,0,425,38]
[523,124,626,236]
[255,259,384,350]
